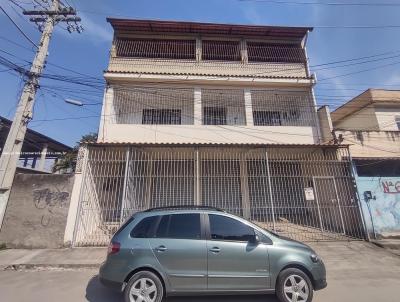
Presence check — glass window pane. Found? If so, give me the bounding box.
[155,215,170,238]
[167,214,201,239]
[131,216,157,238]
[209,214,254,242]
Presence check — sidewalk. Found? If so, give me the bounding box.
[0,248,106,270]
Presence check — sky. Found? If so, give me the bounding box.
[1,0,400,147]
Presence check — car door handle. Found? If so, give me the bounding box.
[155,245,167,252]
[209,247,220,253]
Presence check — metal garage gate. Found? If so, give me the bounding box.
[72,144,367,246]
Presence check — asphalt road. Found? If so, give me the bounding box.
[0,241,399,302]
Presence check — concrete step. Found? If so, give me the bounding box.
[371,239,400,256]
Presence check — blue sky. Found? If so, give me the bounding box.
[1,0,400,146]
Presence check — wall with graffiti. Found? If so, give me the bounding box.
[357,177,400,237]
[0,174,74,248]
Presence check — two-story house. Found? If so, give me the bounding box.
[325,89,400,238]
[64,19,367,246]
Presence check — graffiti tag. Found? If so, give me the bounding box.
[382,181,400,194]
[33,188,70,227]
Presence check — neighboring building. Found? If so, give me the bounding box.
[64,19,366,246]
[0,116,72,174]
[327,90,400,238]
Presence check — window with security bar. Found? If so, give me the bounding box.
[112,87,194,125]
[251,90,315,127]
[142,109,182,125]
[115,38,196,60]
[247,42,306,63]
[202,40,241,61]
[201,89,246,125]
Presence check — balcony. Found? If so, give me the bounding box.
[107,38,310,80]
[99,86,319,145]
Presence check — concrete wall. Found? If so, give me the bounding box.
[334,106,379,131]
[0,174,74,248]
[357,177,400,238]
[375,106,400,131]
[317,106,333,143]
[335,130,400,158]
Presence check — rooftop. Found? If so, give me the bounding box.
[331,89,400,122]
[107,18,313,43]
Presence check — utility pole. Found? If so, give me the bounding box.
[0,0,81,229]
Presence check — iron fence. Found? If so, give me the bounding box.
[73,145,366,246]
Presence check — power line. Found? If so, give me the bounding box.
[0,5,38,48]
[238,0,400,7]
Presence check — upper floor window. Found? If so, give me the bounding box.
[115,38,196,60]
[253,111,282,126]
[247,42,306,63]
[202,40,241,61]
[203,107,227,125]
[251,90,314,127]
[113,87,194,125]
[201,89,246,126]
[396,116,400,130]
[142,109,182,125]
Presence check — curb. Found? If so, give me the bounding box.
[3,263,101,271]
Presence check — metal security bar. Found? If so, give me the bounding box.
[201,89,246,125]
[115,38,196,60]
[247,42,306,63]
[202,40,241,61]
[112,87,195,125]
[251,89,316,127]
[73,145,366,246]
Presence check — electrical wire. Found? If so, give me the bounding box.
[0,5,38,48]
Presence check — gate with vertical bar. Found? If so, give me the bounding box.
[72,144,367,246]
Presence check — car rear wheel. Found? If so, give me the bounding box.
[124,271,164,302]
[276,268,313,302]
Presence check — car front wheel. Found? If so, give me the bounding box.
[276,268,314,302]
[124,271,164,302]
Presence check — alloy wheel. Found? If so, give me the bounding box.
[283,274,309,302]
[129,278,158,302]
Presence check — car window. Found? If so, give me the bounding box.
[114,216,135,237]
[209,214,255,242]
[130,216,158,238]
[155,214,201,240]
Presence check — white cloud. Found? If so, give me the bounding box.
[55,12,112,44]
[241,4,264,25]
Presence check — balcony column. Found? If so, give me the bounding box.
[241,39,248,64]
[244,89,254,126]
[194,88,202,125]
[38,143,48,171]
[196,37,202,63]
[98,86,114,142]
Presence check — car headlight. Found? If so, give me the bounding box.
[310,253,320,263]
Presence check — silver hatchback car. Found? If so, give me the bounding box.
[100,206,327,302]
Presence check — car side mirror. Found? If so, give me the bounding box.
[249,234,259,244]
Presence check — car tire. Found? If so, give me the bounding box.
[276,268,314,302]
[124,271,164,302]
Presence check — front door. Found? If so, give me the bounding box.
[313,177,346,234]
[206,214,270,291]
[148,213,207,291]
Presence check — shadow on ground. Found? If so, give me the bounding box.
[86,275,279,302]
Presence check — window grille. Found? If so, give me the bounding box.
[396,116,400,130]
[115,38,196,60]
[251,90,315,127]
[247,42,306,63]
[201,89,246,125]
[112,87,194,125]
[202,40,241,61]
[142,109,182,125]
[203,107,227,125]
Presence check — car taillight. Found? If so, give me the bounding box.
[108,241,120,255]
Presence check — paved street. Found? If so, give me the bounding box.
[0,241,399,302]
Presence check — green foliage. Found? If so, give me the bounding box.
[52,132,98,173]
[0,243,6,250]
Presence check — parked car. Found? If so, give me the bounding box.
[99,206,327,302]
